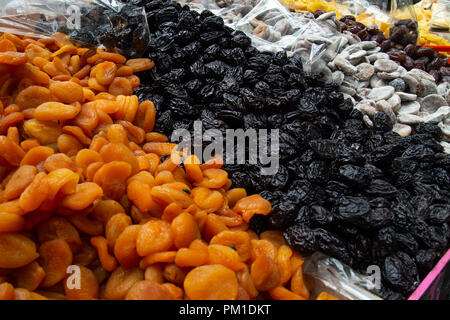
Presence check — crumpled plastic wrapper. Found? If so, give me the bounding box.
[179,0,343,72]
[303,252,383,300]
[0,0,150,57]
[430,0,450,30]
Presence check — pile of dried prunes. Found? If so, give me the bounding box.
[132,0,450,299]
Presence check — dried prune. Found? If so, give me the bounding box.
[284,224,318,254]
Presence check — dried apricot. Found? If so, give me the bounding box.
[184,264,238,300]
[136,220,173,257]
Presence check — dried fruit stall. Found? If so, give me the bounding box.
[0,29,337,301]
[0,0,448,301]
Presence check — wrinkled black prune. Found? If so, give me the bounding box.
[284,224,318,254]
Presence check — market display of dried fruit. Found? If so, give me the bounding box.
[0,31,339,301]
[0,0,448,301]
[131,0,449,299]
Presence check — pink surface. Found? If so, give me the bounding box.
[408,249,450,300]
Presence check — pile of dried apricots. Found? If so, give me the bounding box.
[0,32,338,300]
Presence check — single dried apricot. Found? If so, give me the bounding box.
[268,286,305,300]
[4,165,37,200]
[210,231,251,262]
[191,187,224,213]
[60,182,103,211]
[136,220,173,257]
[34,102,81,121]
[233,194,272,223]
[290,265,310,300]
[140,251,177,269]
[0,135,25,167]
[64,265,99,300]
[136,101,156,132]
[236,265,258,298]
[90,236,117,272]
[73,103,98,136]
[277,245,293,285]
[260,230,286,249]
[49,81,84,104]
[208,244,245,271]
[162,283,183,300]
[39,239,72,287]
[174,239,209,268]
[144,265,164,284]
[105,213,132,252]
[0,282,15,300]
[125,58,154,73]
[184,155,203,183]
[127,180,153,213]
[114,224,141,268]
[109,77,132,96]
[44,153,77,172]
[170,212,200,249]
[93,161,132,200]
[226,188,247,208]
[23,119,62,145]
[95,61,117,86]
[250,254,281,292]
[12,261,46,291]
[91,199,125,225]
[151,185,193,209]
[20,146,54,166]
[0,51,27,65]
[67,215,103,236]
[0,112,25,135]
[201,213,228,241]
[19,172,49,213]
[116,66,134,77]
[46,168,79,199]
[99,142,139,175]
[0,233,39,269]
[251,240,277,262]
[0,39,17,52]
[194,168,228,189]
[316,292,339,300]
[20,139,40,152]
[0,212,25,232]
[62,126,91,145]
[104,266,143,300]
[25,44,50,61]
[125,280,173,300]
[184,264,238,300]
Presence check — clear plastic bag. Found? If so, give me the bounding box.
[179,0,344,74]
[0,0,150,57]
[430,0,450,31]
[303,252,383,300]
[335,0,419,43]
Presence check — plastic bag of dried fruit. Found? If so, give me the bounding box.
[0,0,150,57]
[335,0,419,44]
[430,0,450,30]
[233,0,343,66]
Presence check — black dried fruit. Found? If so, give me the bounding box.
[135,0,450,299]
